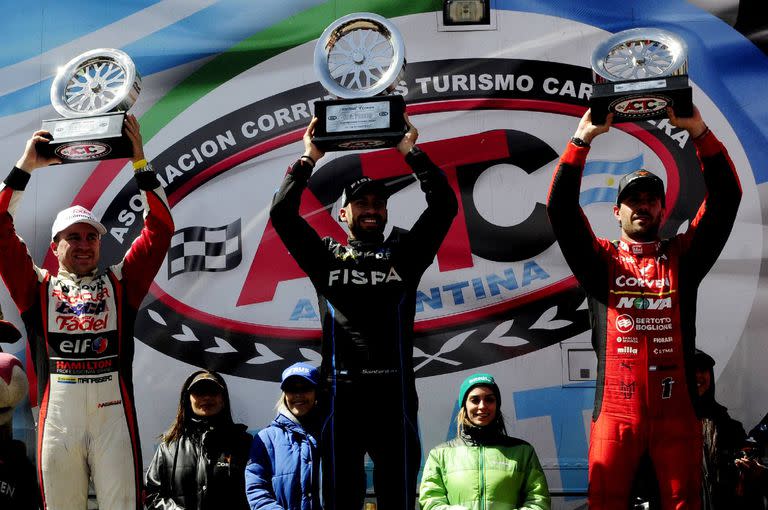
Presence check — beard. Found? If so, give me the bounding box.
[349,214,386,242]
[622,214,662,242]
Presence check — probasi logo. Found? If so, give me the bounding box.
[94,58,706,382]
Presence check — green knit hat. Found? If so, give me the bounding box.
[458,373,501,408]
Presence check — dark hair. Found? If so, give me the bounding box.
[161,369,234,443]
[456,383,507,437]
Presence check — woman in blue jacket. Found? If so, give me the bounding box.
[246,362,321,510]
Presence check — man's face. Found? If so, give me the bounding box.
[613,190,665,242]
[339,192,388,241]
[51,223,101,276]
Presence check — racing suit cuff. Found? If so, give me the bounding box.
[4,167,32,190]
[405,146,437,181]
[288,159,313,181]
[559,142,589,169]
[133,167,163,191]
[692,128,723,158]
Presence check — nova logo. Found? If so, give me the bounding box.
[616,297,672,310]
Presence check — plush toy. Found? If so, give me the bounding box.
[1,349,40,509]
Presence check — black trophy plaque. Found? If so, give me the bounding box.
[312,13,407,151]
[312,95,407,151]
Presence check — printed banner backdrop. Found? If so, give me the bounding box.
[1,1,767,506]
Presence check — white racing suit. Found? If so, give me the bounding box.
[0,166,174,510]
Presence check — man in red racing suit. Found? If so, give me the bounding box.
[546,107,741,509]
[0,115,174,510]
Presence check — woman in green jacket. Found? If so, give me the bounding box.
[419,373,551,510]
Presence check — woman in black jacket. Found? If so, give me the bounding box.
[145,370,252,509]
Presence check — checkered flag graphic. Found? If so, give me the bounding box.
[167,219,242,279]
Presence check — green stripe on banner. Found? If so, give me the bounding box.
[140,0,440,140]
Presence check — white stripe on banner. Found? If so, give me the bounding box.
[0,0,219,97]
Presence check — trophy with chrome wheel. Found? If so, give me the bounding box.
[590,28,691,124]
[312,12,407,151]
[39,48,141,163]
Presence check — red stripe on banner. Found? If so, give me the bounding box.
[71,159,132,210]
[151,277,580,337]
[152,282,320,339]
[414,276,580,332]
[168,128,305,207]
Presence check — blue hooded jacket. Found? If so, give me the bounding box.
[245,410,320,510]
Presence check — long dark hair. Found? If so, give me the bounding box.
[161,369,234,443]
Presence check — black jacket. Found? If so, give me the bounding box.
[270,147,458,392]
[144,419,252,510]
[0,439,40,510]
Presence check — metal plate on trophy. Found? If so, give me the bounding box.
[312,12,407,151]
[590,28,691,124]
[39,48,141,163]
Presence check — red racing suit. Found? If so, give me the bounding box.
[0,166,174,510]
[546,130,741,510]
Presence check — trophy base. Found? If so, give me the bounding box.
[38,112,132,164]
[590,75,692,124]
[312,96,407,151]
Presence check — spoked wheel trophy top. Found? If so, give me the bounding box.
[41,48,141,163]
[589,28,692,124]
[311,13,408,151]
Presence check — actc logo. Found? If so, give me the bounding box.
[57,142,112,160]
[611,96,669,118]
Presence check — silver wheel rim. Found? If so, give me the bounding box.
[592,28,688,83]
[51,48,141,117]
[314,13,406,99]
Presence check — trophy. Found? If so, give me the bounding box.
[590,28,692,124]
[312,12,407,151]
[39,48,141,163]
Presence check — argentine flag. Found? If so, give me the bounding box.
[579,154,646,207]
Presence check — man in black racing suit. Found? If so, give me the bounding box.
[270,115,458,509]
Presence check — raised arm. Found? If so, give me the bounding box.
[668,107,742,282]
[0,130,61,313]
[396,114,459,276]
[269,118,330,281]
[546,110,612,298]
[112,114,174,309]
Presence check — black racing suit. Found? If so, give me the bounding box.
[270,147,458,510]
[547,130,741,509]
